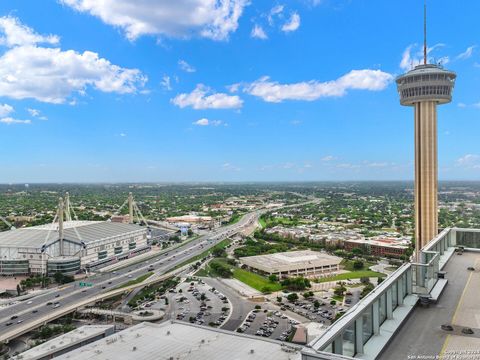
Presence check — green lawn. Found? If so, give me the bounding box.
[196,257,282,293]
[258,217,267,228]
[314,270,385,283]
[232,267,283,292]
[115,272,153,289]
[332,295,344,302]
[341,259,375,271]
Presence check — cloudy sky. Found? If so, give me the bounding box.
[0,0,479,182]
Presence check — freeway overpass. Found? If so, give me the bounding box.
[0,210,261,343]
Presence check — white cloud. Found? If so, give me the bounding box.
[400,43,446,71]
[222,162,241,171]
[243,69,393,103]
[0,16,59,47]
[0,117,31,125]
[456,154,480,168]
[172,84,243,109]
[119,133,127,137]
[0,16,147,103]
[290,119,302,126]
[27,108,42,117]
[194,118,210,126]
[193,118,223,126]
[281,13,300,33]
[160,75,172,90]
[61,0,249,41]
[458,102,467,108]
[0,103,14,117]
[178,60,196,73]
[321,155,336,162]
[268,5,284,25]
[251,25,267,40]
[456,45,476,60]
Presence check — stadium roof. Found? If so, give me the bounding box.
[0,221,145,249]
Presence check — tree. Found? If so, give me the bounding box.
[303,291,314,299]
[16,284,22,296]
[333,284,346,297]
[212,247,227,258]
[352,248,364,255]
[353,260,364,270]
[276,296,282,303]
[361,283,375,298]
[268,274,278,282]
[313,300,320,308]
[377,277,384,284]
[287,293,299,302]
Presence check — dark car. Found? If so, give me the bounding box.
[32,310,38,314]
[5,322,12,326]
[10,315,17,320]
[55,294,60,298]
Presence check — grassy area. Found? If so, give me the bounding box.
[332,295,344,302]
[228,213,243,225]
[173,238,232,270]
[341,259,375,271]
[258,217,267,228]
[232,267,283,292]
[115,272,153,289]
[197,258,282,293]
[314,270,385,283]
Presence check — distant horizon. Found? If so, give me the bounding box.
[2,180,480,186]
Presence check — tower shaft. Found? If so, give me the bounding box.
[414,101,438,260]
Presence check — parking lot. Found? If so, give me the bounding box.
[277,293,345,326]
[238,309,298,341]
[168,279,231,327]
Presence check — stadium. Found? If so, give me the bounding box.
[0,193,152,276]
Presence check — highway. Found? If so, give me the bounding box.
[0,210,261,343]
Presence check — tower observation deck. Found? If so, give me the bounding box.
[396,64,456,259]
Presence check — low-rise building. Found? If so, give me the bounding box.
[240,250,342,279]
[344,237,410,258]
[165,215,213,224]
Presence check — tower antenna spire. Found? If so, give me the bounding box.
[424,0,427,64]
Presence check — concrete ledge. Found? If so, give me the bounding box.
[429,278,448,302]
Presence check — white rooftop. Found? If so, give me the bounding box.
[54,322,302,360]
[16,325,114,360]
[240,250,342,273]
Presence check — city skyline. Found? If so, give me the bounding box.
[1,0,480,182]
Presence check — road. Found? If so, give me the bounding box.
[0,210,261,343]
[203,278,255,331]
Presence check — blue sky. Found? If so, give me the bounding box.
[0,0,479,183]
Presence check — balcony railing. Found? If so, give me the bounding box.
[302,227,480,359]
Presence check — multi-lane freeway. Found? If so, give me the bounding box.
[0,210,261,343]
